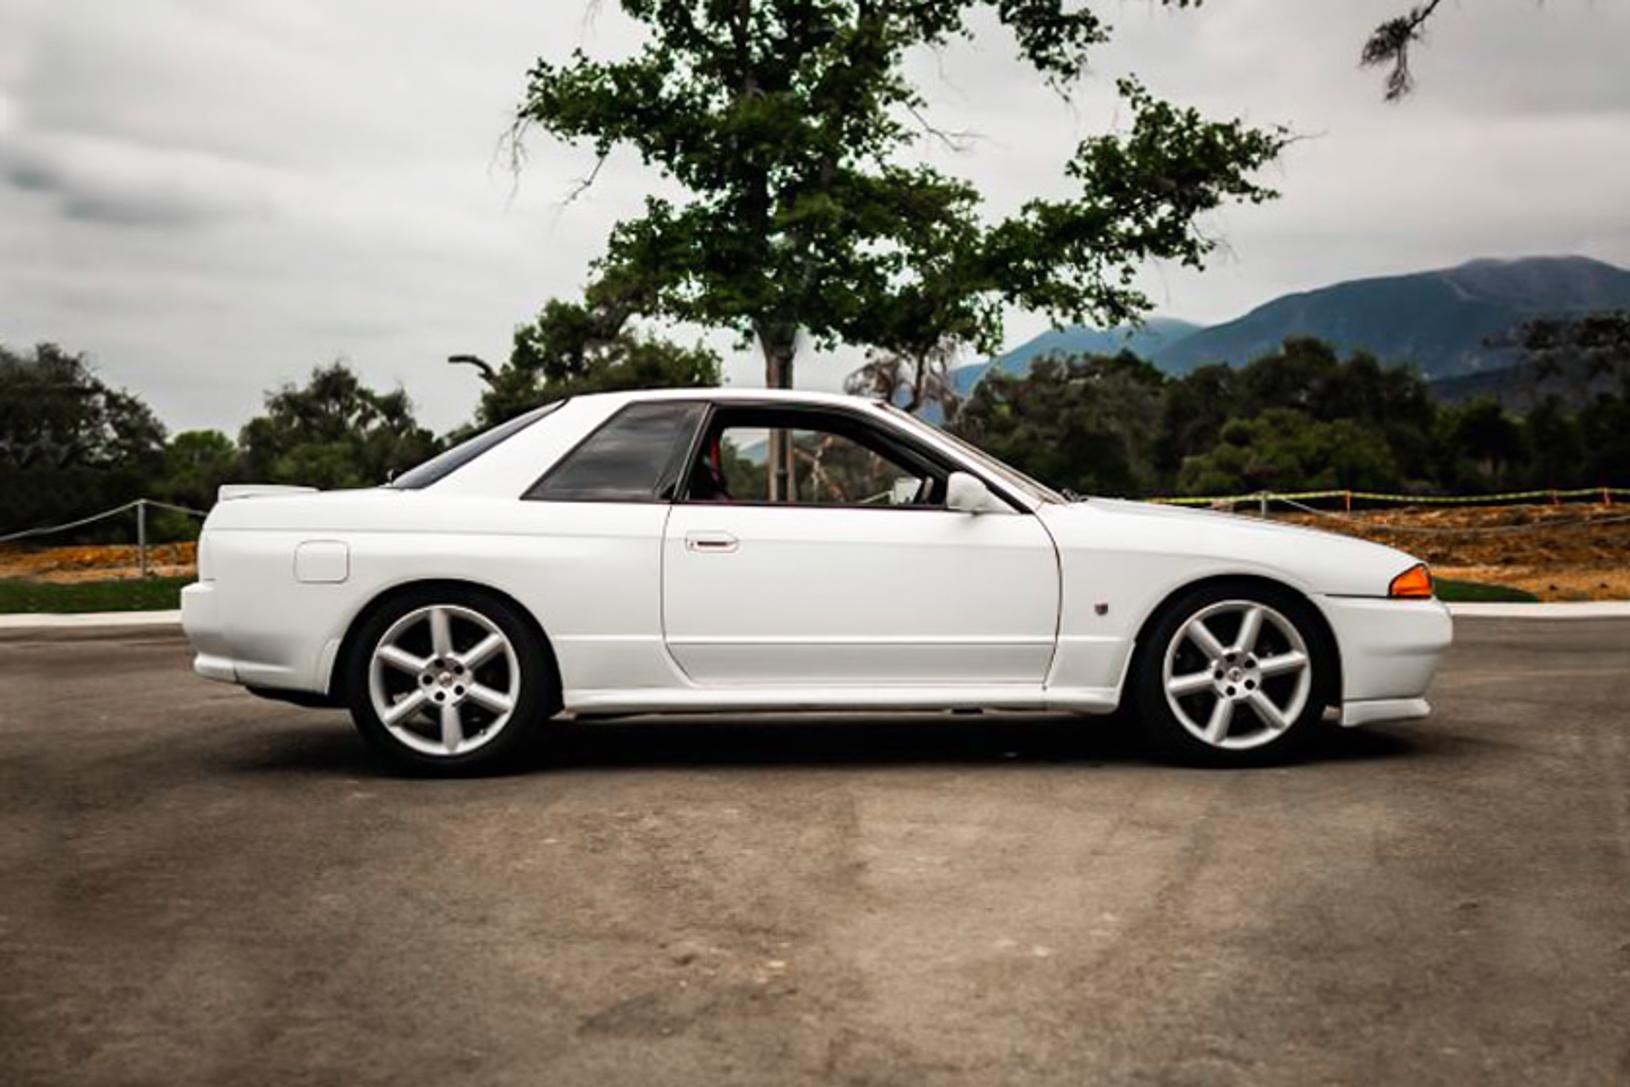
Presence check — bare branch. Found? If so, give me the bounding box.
[904,102,979,154]
[447,354,497,386]
[560,152,609,206]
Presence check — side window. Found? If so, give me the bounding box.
[686,411,943,507]
[527,401,705,502]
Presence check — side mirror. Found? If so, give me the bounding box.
[945,471,1002,513]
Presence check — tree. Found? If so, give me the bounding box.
[843,337,963,419]
[464,294,720,427]
[160,430,240,512]
[1441,398,1527,488]
[515,2,1286,494]
[1522,397,1583,489]
[1578,374,1630,487]
[1151,339,1438,487]
[1176,409,1400,496]
[1154,362,1237,478]
[951,351,1167,497]
[0,342,166,536]
[238,363,439,490]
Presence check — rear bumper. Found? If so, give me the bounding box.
[181,582,236,684]
[181,581,328,692]
[1316,594,1453,713]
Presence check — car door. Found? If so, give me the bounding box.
[661,403,1060,687]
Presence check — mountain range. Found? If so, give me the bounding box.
[952,255,1630,395]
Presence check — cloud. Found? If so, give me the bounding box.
[1,130,277,227]
[0,0,1627,436]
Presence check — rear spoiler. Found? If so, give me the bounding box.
[217,484,318,501]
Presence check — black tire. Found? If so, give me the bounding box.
[342,585,556,775]
[1131,580,1338,767]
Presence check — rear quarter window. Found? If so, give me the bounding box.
[526,401,706,502]
[389,401,564,490]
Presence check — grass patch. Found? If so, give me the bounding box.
[0,576,191,614]
[1434,577,1540,603]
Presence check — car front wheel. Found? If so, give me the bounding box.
[344,586,552,774]
[1134,583,1336,765]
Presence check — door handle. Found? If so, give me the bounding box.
[685,531,738,553]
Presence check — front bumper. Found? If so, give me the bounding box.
[1339,697,1432,727]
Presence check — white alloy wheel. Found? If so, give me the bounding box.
[366,604,521,758]
[1160,599,1313,752]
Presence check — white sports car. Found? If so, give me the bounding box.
[182,388,1452,772]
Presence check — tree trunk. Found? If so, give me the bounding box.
[759,325,797,501]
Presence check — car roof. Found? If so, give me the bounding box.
[563,386,885,410]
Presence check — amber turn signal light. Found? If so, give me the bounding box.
[1389,563,1434,599]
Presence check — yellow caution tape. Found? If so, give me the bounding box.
[1149,487,1630,507]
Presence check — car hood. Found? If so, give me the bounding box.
[1038,497,1425,598]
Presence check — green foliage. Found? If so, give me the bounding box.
[1439,398,1527,487]
[953,331,1630,498]
[160,430,239,511]
[0,343,166,539]
[474,296,720,426]
[1177,410,1400,495]
[516,1,1285,392]
[238,363,439,490]
[953,351,1167,496]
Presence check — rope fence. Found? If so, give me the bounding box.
[1151,485,1630,510]
[0,498,209,576]
[1149,486,1630,535]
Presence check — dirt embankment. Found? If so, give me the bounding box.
[1275,502,1630,601]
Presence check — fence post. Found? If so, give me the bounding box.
[1258,492,1269,520]
[136,499,148,578]
[1344,490,1352,513]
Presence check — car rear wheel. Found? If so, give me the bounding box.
[344,586,552,774]
[1134,582,1336,765]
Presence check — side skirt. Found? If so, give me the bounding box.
[561,685,1120,717]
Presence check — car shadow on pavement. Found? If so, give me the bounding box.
[225,709,1426,779]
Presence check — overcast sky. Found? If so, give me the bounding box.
[3,1,1628,434]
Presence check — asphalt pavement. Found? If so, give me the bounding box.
[2,618,1627,1086]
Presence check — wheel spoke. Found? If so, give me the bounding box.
[377,644,426,675]
[428,607,454,657]
[439,702,464,750]
[1258,650,1308,677]
[1249,690,1289,731]
[459,632,506,671]
[466,684,513,714]
[1184,618,1227,660]
[1233,606,1264,654]
[1203,698,1234,744]
[382,688,428,726]
[1168,671,1214,697]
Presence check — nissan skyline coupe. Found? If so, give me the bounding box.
[181,388,1452,772]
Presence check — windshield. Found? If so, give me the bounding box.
[388,400,565,490]
[879,403,1067,506]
